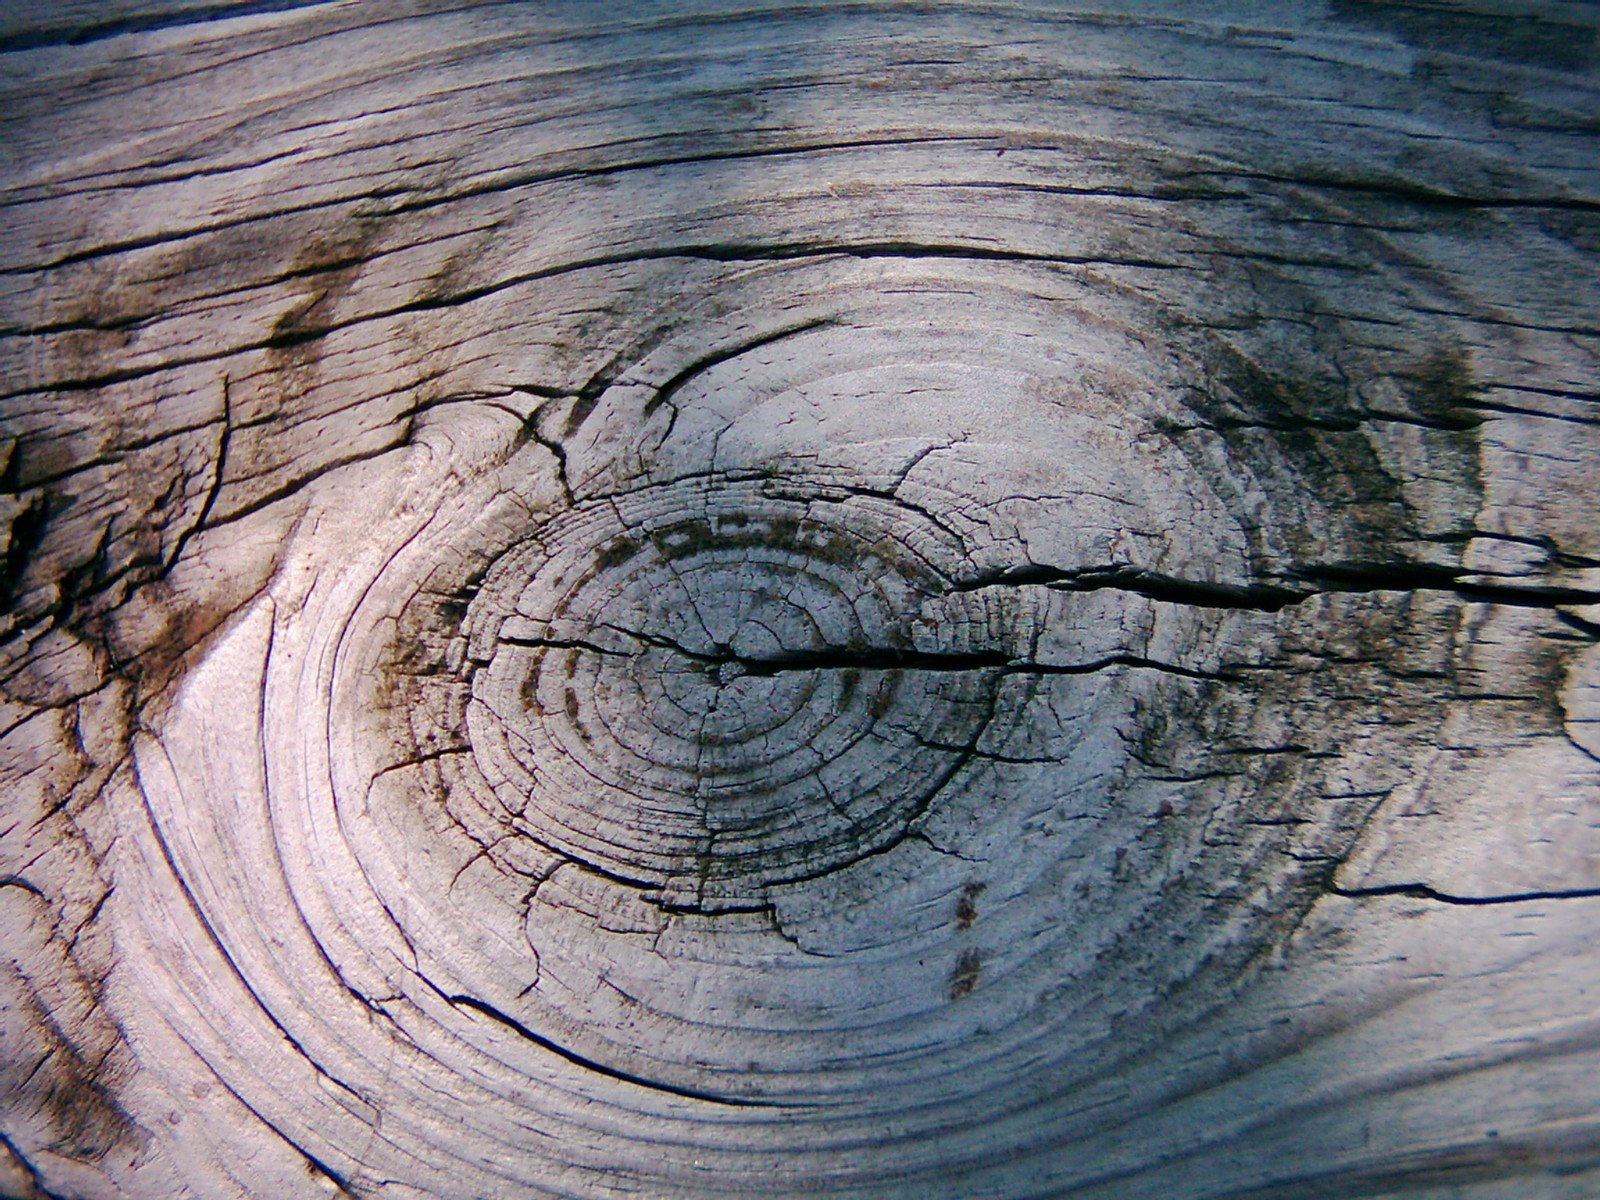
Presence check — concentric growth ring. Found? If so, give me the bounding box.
[465,478,999,911]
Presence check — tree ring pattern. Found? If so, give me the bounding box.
[464,480,1000,912]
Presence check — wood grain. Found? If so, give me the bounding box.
[1,3,1597,1197]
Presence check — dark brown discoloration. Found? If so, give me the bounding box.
[264,218,388,367]
[954,880,985,930]
[949,948,982,999]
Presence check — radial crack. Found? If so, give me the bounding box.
[1329,881,1600,906]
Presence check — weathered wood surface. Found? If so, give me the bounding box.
[2,2,1598,1197]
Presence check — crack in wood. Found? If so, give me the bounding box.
[5,4,1597,1196]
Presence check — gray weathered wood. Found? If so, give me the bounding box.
[2,2,1598,1197]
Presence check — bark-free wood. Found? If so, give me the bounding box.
[2,3,1598,1197]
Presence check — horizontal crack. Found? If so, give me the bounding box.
[952,564,1303,610]
[1296,563,1600,609]
[953,561,1600,611]
[1330,882,1600,906]
[735,646,1011,675]
[736,647,1232,681]
[506,627,1232,681]
[497,634,629,658]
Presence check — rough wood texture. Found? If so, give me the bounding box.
[2,3,1598,1197]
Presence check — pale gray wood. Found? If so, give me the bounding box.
[2,2,1598,1197]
